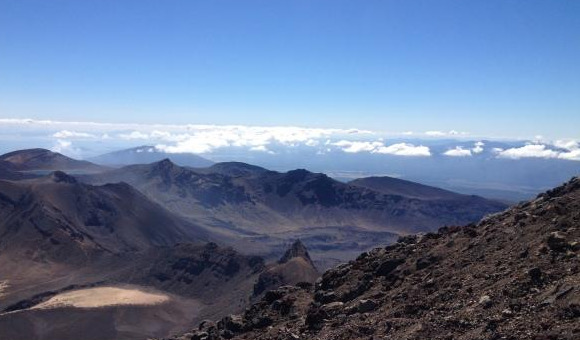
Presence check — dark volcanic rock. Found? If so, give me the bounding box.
[163,176,580,340]
[278,239,314,265]
[375,258,404,277]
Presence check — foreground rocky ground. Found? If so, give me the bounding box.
[164,177,580,340]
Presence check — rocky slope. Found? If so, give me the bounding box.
[166,176,580,340]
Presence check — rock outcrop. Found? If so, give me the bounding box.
[253,240,319,297]
[278,240,315,266]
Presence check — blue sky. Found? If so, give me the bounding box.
[0,0,579,139]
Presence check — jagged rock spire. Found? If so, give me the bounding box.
[278,239,314,266]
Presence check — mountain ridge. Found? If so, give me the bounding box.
[0,148,106,173]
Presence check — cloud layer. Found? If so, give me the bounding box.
[0,118,372,156]
[0,118,578,161]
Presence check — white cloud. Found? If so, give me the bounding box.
[375,143,431,156]
[52,139,71,151]
[425,130,468,137]
[443,142,485,157]
[155,135,229,154]
[136,147,156,153]
[495,143,579,161]
[533,135,545,143]
[472,141,484,154]
[495,144,560,159]
[150,130,173,139]
[153,126,352,154]
[52,130,96,139]
[345,128,373,134]
[51,139,82,158]
[425,131,447,137]
[553,139,579,151]
[1,118,63,126]
[119,131,151,140]
[558,149,580,161]
[552,140,580,160]
[249,145,274,154]
[305,139,319,147]
[332,140,431,156]
[443,146,472,157]
[332,140,383,153]
[249,145,267,152]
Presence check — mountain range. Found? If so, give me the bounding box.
[0,147,521,340]
[82,157,507,267]
[0,148,509,268]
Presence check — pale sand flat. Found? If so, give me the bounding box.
[33,286,170,309]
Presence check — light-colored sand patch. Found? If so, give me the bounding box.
[33,286,170,309]
[0,281,9,297]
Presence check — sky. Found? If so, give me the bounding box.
[0,0,579,140]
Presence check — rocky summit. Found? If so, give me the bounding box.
[164,177,580,340]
